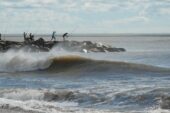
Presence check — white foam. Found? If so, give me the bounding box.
[0,50,50,72]
[0,98,59,113]
[0,47,81,72]
[1,89,44,101]
[148,108,170,113]
[0,98,114,113]
[0,88,79,113]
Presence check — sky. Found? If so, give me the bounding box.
[0,0,170,34]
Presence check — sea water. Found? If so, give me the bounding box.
[0,36,170,113]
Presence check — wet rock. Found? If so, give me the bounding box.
[161,96,170,109]
[106,47,126,52]
[44,91,74,101]
[0,40,126,53]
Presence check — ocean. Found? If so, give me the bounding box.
[0,36,170,113]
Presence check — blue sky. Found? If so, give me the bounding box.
[0,0,170,33]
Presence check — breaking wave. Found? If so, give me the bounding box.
[0,49,170,73]
[46,56,170,73]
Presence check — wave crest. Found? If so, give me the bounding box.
[0,50,169,73]
[46,56,170,73]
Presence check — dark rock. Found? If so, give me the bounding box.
[161,96,170,109]
[0,39,126,53]
[106,47,126,52]
[44,91,74,101]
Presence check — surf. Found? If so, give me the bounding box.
[1,87,170,113]
[0,47,169,73]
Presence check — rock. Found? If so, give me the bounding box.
[0,39,126,53]
[83,41,93,46]
[118,48,126,52]
[90,47,105,52]
[96,42,103,47]
[106,47,126,52]
[161,96,170,109]
[44,91,74,101]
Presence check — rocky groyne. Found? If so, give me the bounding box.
[0,39,126,53]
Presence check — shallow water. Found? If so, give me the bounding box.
[0,36,170,113]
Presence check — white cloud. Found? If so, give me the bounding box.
[0,6,81,33]
[25,0,56,4]
[159,8,170,14]
[101,16,149,26]
[0,0,57,9]
[1,0,169,14]
[0,0,170,33]
[81,1,116,12]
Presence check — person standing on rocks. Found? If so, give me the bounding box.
[29,33,34,42]
[62,33,68,41]
[23,32,27,41]
[0,33,1,40]
[51,31,56,41]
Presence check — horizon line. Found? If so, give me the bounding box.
[1,33,170,37]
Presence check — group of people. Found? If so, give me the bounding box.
[0,32,69,41]
[51,31,69,41]
[23,32,34,43]
[0,32,69,42]
[23,31,69,42]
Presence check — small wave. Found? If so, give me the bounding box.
[148,108,170,113]
[0,88,113,113]
[1,88,170,113]
[0,88,108,105]
[111,87,170,111]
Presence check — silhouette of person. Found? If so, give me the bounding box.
[39,38,45,47]
[62,33,68,41]
[29,33,34,41]
[0,33,1,40]
[23,32,27,41]
[51,31,56,41]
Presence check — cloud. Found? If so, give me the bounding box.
[101,16,149,26]
[159,8,170,14]
[0,0,56,9]
[80,0,116,12]
[1,0,169,14]
[0,0,170,33]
